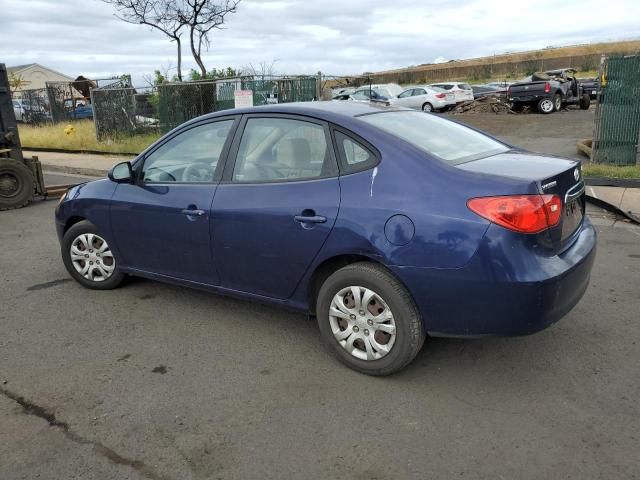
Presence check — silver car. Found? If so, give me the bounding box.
[392,86,455,112]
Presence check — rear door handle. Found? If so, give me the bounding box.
[181,208,206,217]
[294,214,327,224]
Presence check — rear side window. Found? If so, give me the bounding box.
[232,117,333,183]
[458,83,472,90]
[334,131,378,173]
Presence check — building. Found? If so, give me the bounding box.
[7,63,74,94]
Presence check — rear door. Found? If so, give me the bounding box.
[211,114,340,299]
[110,117,237,284]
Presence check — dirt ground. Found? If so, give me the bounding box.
[451,107,595,160]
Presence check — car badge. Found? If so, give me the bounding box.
[574,168,580,181]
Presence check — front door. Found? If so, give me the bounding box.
[110,118,236,284]
[211,115,340,299]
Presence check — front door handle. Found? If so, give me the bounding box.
[294,214,327,224]
[181,208,206,217]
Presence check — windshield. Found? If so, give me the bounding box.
[359,111,509,165]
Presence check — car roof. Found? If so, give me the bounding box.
[195,101,411,123]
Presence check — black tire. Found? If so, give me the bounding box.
[421,102,433,112]
[579,94,590,110]
[61,220,125,290]
[316,262,425,376]
[553,93,562,112]
[0,159,34,210]
[537,96,556,114]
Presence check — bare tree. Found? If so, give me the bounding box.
[240,60,279,80]
[176,0,242,78]
[103,0,186,81]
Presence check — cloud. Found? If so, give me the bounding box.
[1,0,638,85]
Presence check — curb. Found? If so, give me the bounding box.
[41,164,107,177]
[24,147,138,157]
[585,177,640,188]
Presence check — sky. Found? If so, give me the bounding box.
[1,0,639,86]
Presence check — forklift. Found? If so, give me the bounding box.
[0,63,67,210]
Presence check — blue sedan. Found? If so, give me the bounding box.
[55,102,596,375]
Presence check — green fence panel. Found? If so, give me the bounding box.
[593,55,640,165]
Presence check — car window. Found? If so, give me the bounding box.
[458,83,472,90]
[415,88,426,95]
[334,131,377,173]
[142,120,233,183]
[232,118,332,183]
[360,111,508,165]
[352,90,370,100]
[398,90,412,98]
[435,84,453,90]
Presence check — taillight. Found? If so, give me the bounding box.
[435,93,446,99]
[544,82,551,93]
[467,194,562,234]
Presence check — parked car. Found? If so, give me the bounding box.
[12,99,49,123]
[332,87,356,99]
[350,87,390,104]
[55,102,596,376]
[471,84,506,99]
[429,82,474,103]
[369,83,404,99]
[578,77,600,100]
[63,98,94,120]
[508,68,591,114]
[392,86,455,112]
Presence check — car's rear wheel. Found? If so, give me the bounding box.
[537,97,556,114]
[553,94,562,111]
[316,262,425,375]
[422,102,433,112]
[61,220,125,290]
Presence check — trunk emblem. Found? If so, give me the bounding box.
[574,168,580,181]
[542,180,557,190]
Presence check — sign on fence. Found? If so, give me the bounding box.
[234,90,253,108]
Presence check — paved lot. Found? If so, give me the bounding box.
[454,108,594,160]
[1,200,639,479]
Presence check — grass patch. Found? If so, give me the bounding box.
[582,163,640,180]
[19,120,160,154]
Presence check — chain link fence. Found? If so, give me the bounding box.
[592,55,640,165]
[13,88,51,124]
[91,87,159,140]
[156,75,318,133]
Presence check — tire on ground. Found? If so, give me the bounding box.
[579,94,590,110]
[316,262,425,376]
[0,159,34,210]
[61,220,126,290]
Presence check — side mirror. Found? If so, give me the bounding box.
[108,161,134,183]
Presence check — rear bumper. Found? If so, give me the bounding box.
[391,219,597,337]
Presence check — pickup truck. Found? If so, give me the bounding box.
[508,68,591,114]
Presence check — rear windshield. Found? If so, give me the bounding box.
[359,111,509,165]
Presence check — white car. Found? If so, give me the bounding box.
[429,82,474,103]
[368,83,404,99]
[392,86,455,112]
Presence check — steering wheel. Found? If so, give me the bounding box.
[182,162,213,182]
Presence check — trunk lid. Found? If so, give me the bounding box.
[458,152,585,252]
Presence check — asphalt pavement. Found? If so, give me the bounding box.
[1,200,639,479]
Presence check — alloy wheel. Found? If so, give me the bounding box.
[329,286,397,361]
[70,233,115,282]
[540,99,554,113]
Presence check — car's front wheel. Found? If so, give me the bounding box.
[316,262,425,375]
[61,220,125,290]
